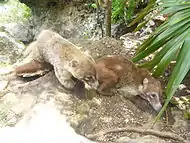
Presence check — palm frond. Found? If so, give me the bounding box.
[131,1,190,120]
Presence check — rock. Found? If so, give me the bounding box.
[117,135,166,143]
[137,135,166,143]
[2,22,34,44]
[2,92,37,115]
[14,102,96,143]
[116,137,137,143]
[178,84,187,90]
[0,102,19,127]
[0,32,25,65]
[111,23,138,39]
[0,80,9,91]
[18,1,104,40]
[120,32,143,57]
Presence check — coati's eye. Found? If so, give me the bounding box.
[146,92,159,99]
[84,75,94,81]
[150,93,157,98]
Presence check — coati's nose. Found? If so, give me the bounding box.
[145,92,162,112]
[152,102,162,112]
[88,80,99,90]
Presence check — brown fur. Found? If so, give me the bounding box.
[93,55,163,111]
[15,60,52,74]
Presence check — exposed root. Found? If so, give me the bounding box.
[86,127,187,143]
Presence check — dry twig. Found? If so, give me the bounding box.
[86,127,187,143]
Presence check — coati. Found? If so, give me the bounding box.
[2,30,99,90]
[93,55,163,111]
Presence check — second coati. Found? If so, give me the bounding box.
[93,55,163,111]
[1,30,99,91]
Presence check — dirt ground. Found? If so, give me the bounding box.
[0,37,189,143]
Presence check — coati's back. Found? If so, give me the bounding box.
[95,55,145,84]
[101,55,159,88]
[36,30,93,64]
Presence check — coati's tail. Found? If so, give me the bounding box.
[0,61,52,81]
[15,60,45,74]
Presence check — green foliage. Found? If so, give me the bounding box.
[112,0,142,23]
[90,3,98,9]
[88,2,97,9]
[129,0,156,27]
[90,0,150,24]
[0,0,31,24]
[111,0,126,23]
[131,0,190,121]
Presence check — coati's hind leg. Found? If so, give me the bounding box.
[54,66,75,90]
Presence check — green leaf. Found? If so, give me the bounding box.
[139,29,189,70]
[135,35,157,54]
[133,17,190,62]
[166,9,190,25]
[129,0,156,26]
[161,4,190,14]
[90,3,97,9]
[134,20,149,32]
[152,41,183,77]
[154,38,190,123]
[135,21,169,54]
[152,30,190,76]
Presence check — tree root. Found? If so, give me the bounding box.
[86,127,187,143]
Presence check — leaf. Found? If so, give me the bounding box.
[132,17,190,62]
[152,29,190,76]
[166,8,190,25]
[139,29,189,70]
[135,21,169,54]
[91,3,97,9]
[154,38,190,123]
[152,41,183,77]
[161,4,190,14]
[129,0,156,26]
[134,20,149,32]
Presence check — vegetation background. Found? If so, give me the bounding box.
[93,0,190,120]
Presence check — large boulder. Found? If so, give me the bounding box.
[0,32,25,65]
[2,22,34,44]
[0,103,96,143]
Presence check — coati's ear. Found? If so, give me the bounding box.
[139,78,149,91]
[142,78,149,90]
[70,60,79,68]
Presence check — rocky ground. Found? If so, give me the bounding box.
[0,1,189,142]
[0,36,189,143]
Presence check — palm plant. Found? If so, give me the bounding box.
[131,0,190,121]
